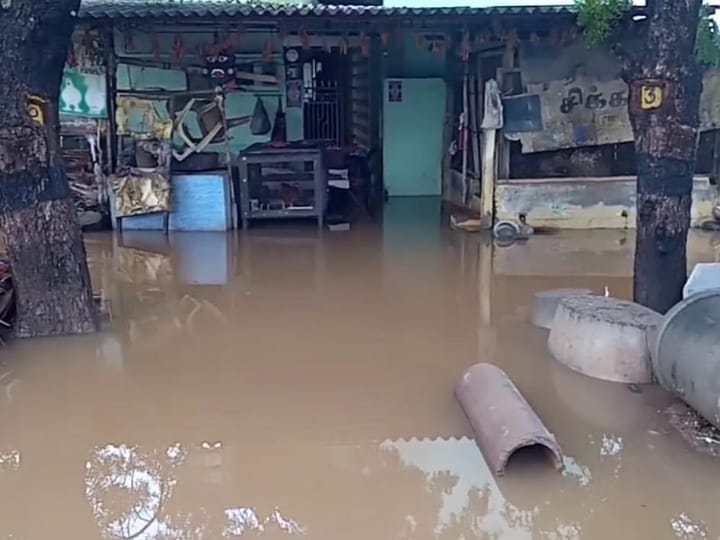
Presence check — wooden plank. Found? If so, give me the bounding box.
[116,56,279,84]
[481,128,496,227]
[469,75,481,188]
[461,73,469,205]
[104,25,118,173]
[441,54,455,204]
[713,130,720,184]
[496,43,516,181]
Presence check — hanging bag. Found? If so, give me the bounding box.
[250,96,271,135]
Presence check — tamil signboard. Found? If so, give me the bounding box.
[511,70,720,153]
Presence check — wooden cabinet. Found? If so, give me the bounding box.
[237,143,327,229]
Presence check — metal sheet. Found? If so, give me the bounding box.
[516,76,632,153]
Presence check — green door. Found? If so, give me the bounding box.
[383,78,446,197]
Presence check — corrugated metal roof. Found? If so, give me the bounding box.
[78,0,576,20]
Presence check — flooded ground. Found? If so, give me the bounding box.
[0,198,719,539]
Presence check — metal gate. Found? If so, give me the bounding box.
[303,61,344,146]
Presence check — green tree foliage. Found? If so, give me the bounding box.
[696,5,720,67]
[575,0,720,65]
[574,0,632,45]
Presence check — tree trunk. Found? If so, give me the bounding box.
[629,0,703,314]
[0,0,98,337]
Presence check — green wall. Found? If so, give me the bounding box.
[385,33,446,79]
[111,27,448,155]
[383,78,446,196]
[114,28,283,156]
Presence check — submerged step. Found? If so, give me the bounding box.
[548,296,661,384]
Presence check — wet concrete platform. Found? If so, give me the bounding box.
[0,198,719,539]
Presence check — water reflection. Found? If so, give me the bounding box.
[84,442,307,539]
[381,437,582,539]
[1,218,720,539]
[0,450,20,471]
[81,437,587,539]
[671,513,709,539]
[85,444,180,539]
[224,507,262,536]
[223,507,305,537]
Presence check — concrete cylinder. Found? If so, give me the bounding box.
[548,296,661,384]
[530,288,593,329]
[455,363,563,476]
[653,290,720,429]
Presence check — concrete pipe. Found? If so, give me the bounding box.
[455,363,563,476]
[548,296,661,384]
[530,288,593,329]
[652,290,720,429]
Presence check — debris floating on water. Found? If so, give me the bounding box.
[450,214,484,232]
[667,401,720,458]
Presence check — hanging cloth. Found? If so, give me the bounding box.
[480,79,504,130]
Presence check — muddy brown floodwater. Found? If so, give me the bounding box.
[0,198,719,539]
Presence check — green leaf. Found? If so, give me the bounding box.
[697,5,720,67]
[576,1,720,66]
[574,0,632,45]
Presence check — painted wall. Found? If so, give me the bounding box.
[114,27,283,157]
[383,78,446,196]
[495,176,717,229]
[519,38,623,85]
[493,229,719,278]
[385,33,446,78]
[510,37,720,156]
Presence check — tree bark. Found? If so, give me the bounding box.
[629,0,703,314]
[0,0,98,337]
